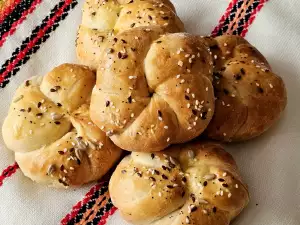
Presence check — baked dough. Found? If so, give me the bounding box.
[204,35,287,142]
[76,0,184,70]
[90,29,215,152]
[110,141,249,225]
[2,64,122,187]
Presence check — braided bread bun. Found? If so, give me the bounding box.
[109,141,249,225]
[2,64,122,188]
[90,28,215,152]
[203,35,287,142]
[76,0,184,70]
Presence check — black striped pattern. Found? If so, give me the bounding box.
[0,0,78,88]
[0,0,36,39]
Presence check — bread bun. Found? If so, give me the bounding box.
[204,35,287,142]
[2,64,122,188]
[90,29,215,152]
[76,0,184,70]
[109,141,249,225]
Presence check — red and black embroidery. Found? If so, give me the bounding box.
[0,0,42,47]
[0,0,78,88]
[0,0,23,23]
[61,182,117,225]
[211,0,269,37]
[0,162,19,187]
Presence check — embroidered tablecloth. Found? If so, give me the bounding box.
[0,0,299,224]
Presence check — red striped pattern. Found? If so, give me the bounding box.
[61,183,103,225]
[0,0,73,84]
[0,0,23,23]
[0,162,19,187]
[98,206,118,225]
[241,0,269,37]
[211,0,239,36]
[0,0,42,47]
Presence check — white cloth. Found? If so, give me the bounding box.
[0,0,299,224]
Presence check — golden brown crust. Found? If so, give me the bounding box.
[2,64,122,188]
[109,141,249,225]
[204,35,287,142]
[90,30,215,152]
[76,0,185,70]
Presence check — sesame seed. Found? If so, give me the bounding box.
[187,103,191,108]
[13,95,24,103]
[269,83,274,88]
[186,88,190,93]
[129,76,137,79]
[187,69,191,73]
[100,126,104,130]
[195,100,199,105]
[158,116,163,121]
[256,82,260,87]
[185,54,190,58]
[251,60,255,63]
[235,184,239,189]
[231,94,236,97]
[164,126,168,129]
[206,87,208,91]
[191,93,195,98]
[223,172,227,177]
[199,199,208,204]
[228,193,232,198]
[223,133,227,136]
[29,130,33,135]
[216,191,220,196]
[40,123,45,127]
[176,74,181,79]
[204,174,216,180]
[134,36,139,40]
[188,127,192,130]
[189,58,193,63]
[167,137,170,142]
[131,113,135,118]
[226,51,231,54]
[220,190,224,196]
[197,52,201,57]
[178,61,183,67]
[180,79,185,84]
[158,192,162,197]
[202,209,208,214]
[214,55,218,59]
[185,216,190,224]
[187,150,195,159]
[145,28,151,31]
[224,43,228,46]
[70,167,74,170]
[193,122,196,126]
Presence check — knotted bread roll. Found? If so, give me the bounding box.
[2,64,122,188]
[110,141,249,225]
[90,29,215,152]
[77,0,184,70]
[204,35,287,142]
